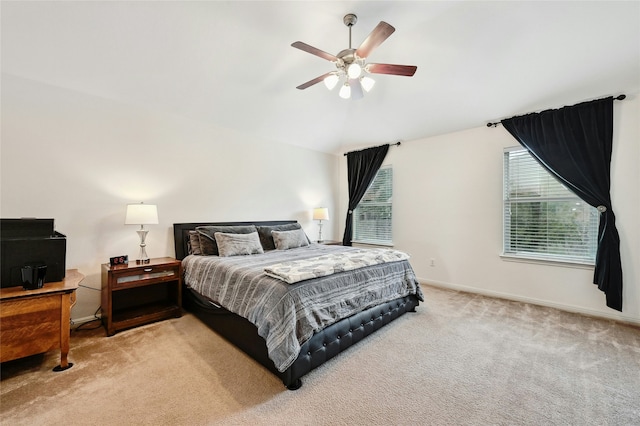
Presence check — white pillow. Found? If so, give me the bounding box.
[271,228,310,250]
[214,232,264,257]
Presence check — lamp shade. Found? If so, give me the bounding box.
[361,76,375,92]
[347,63,362,79]
[339,83,351,99]
[125,203,158,225]
[313,207,329,221]
[324,74,339,90]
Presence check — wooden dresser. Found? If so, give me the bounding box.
[0,269,83,371]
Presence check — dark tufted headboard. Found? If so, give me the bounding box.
[173,221,297,260]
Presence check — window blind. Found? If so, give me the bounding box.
[503,148,598,264]
[353,166,393,245]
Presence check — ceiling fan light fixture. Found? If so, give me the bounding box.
[361,76,375,92]
[347,62,362,79]
[339,83,351,99]
[324,74,339,90]
[292,13,416,99]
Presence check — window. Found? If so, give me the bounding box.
[353,165,393,245]
[503,148,598,264]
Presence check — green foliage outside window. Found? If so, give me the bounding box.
[504,148,598,263]
[354,166,392,245]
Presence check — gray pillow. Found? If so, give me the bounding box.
[272,228,310,250]
[188,231,202,255]
[196,225,257,256]
[214,232,264,257]
[256,223,302,251]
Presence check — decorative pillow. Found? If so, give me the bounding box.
[256,223,302,251]
[197,233,216,256]
[188,231,202,255]
[272,228,310,250]
[214,232,264,257]
[196,225,257,256]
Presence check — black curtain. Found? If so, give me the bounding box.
[342,144,390,246]
[501,97,623,311]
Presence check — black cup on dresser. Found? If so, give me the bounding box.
[21,263,47,290]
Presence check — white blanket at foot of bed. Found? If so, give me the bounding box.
[264,248,410,284]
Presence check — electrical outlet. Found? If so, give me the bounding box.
[430,258,435,267]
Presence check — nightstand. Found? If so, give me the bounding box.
[101,257,182,336]
[318,240,342,245]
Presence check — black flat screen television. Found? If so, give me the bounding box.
[1,218,66,288]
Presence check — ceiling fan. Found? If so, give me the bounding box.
[291,13,417,100]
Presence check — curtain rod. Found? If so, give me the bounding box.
[343,141,401,156]
[486,94,626,128]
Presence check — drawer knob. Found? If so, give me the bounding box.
[144,268,153,272]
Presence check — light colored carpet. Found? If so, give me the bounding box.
[1,285,639,425]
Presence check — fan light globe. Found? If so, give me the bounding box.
[324,74,339,90]
[361,76,375,92]
[347,63,362,79]
[339,83,351,99]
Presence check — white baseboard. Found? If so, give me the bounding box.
[419,277,640,326]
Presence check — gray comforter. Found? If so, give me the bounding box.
[182,244,423,372]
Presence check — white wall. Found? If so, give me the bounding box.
[339,95,640,324]
[4,72,637,325]
[1,74,339,322]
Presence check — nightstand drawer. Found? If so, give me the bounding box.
[112,267,179,289]
[319,240,342,245]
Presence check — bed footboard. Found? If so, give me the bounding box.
[183,285,419,389]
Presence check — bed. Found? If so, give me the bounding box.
[173,221,422,390]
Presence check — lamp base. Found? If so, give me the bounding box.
[317,220,324,243]
[135,229,150,265]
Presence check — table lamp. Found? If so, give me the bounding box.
[313,207,329,243]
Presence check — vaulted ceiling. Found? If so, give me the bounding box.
[2,1,639,155]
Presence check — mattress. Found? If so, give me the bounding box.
[182,243,423,372]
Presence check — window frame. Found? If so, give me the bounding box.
[502,147,598,267]
[352,165,393,246]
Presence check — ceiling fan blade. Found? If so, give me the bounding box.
[291,41,339,62]
[296,72,334,90]
[355,21,395,59]
[366,63,417,77]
